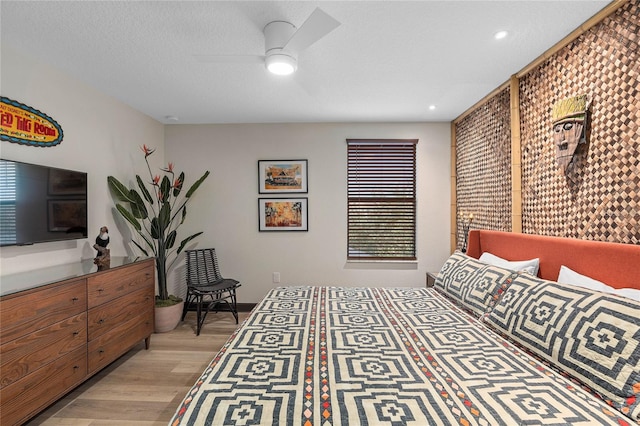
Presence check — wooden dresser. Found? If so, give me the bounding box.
[0,257,154,425]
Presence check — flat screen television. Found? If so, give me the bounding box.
[0,159,88,246]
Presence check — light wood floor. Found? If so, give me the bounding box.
[26,311,251,426]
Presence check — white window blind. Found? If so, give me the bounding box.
[0,161,17,246]
[347,139,417,260]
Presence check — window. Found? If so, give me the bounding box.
[347,139,418,260]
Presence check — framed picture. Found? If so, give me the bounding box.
[258,160,308,193]
[48,168,87,195]
[48,200,87,232]
[259,198,308,232]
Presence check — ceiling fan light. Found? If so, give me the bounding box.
[266,53,297,75]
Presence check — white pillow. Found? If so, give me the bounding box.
[557,265,640,302]
[478,252,539,276]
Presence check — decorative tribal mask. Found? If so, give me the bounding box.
[552,95,588,173]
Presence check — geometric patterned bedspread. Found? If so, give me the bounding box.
[170,286,632,426]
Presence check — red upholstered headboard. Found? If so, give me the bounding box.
[466,230,640,290]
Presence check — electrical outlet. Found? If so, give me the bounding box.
[272,272,281,283]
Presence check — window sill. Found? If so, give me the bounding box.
[345,259,418,270]
[346,259,417,264]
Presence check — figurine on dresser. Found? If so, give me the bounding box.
[93,226,110,268]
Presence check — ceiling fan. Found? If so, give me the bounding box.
[195,8,340,75]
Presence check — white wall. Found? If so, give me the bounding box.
[165,123,451,303]
[0,45,164,277]
[0,46,452,301]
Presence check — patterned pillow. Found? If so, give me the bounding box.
[435,252,517,317]
[485,274,640,421]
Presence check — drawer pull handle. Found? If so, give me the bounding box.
[73,365,80,370]
[99,349,105,354]
[72,297,79,302]
[98,319,105,324]
[73,331,80,336]
[98,288,104,293]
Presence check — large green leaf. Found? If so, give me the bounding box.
[173,171,185,197]
[159,201,171,231]
[108,176,136,203]
[176,232,203,254]
[115,204,142,231]
[170,204,187,226]
[160,176,171,203]
[129,189,149,220]
[165,230,177,249]
[136,175,154,205]
[150,202,171,239]
[185,171,210,198]
[150,217,160,239]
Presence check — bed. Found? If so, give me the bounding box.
[171,230,640,425]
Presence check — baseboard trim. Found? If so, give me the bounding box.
[237,303,257,312]
[183,301,256,313]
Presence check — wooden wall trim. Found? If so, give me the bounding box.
[453,81,509,124]
[509,75,522,233]
[450,121,457,254]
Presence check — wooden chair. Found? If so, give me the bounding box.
[181,248,241,335]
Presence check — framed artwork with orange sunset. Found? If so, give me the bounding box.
[258,198,308,231]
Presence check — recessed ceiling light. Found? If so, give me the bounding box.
[428,105,436,111]
[165,115,179,122]
[494,30,509,40]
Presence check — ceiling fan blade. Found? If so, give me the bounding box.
[194,54,264,64]
[284,8,340,53]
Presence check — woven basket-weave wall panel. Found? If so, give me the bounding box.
[519,1,639,244]
[455,87,512,250]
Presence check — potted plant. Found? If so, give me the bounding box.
[108,145,209,332]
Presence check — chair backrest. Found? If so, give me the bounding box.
[186,248,223,287]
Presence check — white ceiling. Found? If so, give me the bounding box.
[1,1,610,124]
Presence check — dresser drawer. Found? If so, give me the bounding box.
[0,279,86,343]
[0,346,87,426]
[1,312,87,389]
[88,309,154,373]
[87,260,154,308]
[88,286,154,340]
